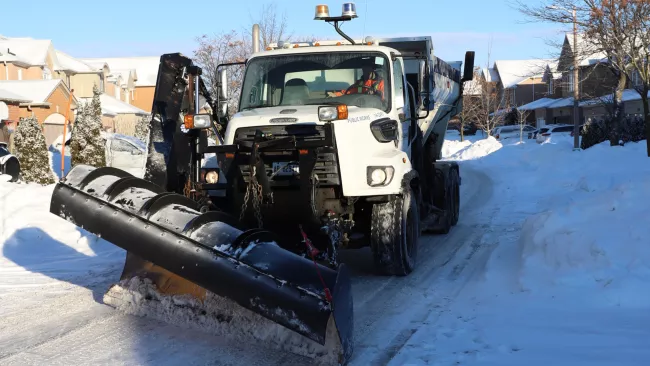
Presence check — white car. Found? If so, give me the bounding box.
[51,132,147,178]
[105,134,147,177]
[492,125,537,141]
[535,124,575,144]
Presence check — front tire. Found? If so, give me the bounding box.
[370,186,420,276]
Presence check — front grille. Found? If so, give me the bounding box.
[234,124,326,143]
[234,124,340,186]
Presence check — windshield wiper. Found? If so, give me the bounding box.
[304,101,345,106]
[240,105,275,111]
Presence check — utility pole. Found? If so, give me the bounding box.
[547,4,581,150]
[571,6,580,150]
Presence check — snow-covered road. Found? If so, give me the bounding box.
[2,135,649,366]
[0,165,492,366]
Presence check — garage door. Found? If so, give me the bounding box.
[43,113,66,146]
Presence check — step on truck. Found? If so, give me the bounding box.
[48,3,474,365]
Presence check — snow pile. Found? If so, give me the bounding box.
[516,140,650,305]
[388,135,650,366]
[442,135,503,161]
[103,276,342,365]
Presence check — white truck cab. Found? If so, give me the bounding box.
[204,5,474,276]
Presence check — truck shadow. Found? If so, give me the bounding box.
[2,226,125,304]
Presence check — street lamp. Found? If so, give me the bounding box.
[548,4,580,150]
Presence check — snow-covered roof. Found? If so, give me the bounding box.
[580,89,650,107]
[81,59,111,72]
[546,97,575,108]
[542,61,561,82]
[54,50,99,73]
[0,37,56,67]
[0,89,30,103]
[482,67,500,83]
[566,33,608,66]
[108,69,138,87]
[0,79,66,103]
[78,93,148,116]
[463,77,482,96]
[518,97,557,111]
[495,59,554,89]
[80,56,160,87]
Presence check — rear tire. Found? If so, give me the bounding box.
[370,185,420,276]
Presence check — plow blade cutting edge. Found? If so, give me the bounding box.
[49,165,353,365]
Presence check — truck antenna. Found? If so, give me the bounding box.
[314,3,358,45]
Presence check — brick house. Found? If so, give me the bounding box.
[0,79,78,145]
[80,57,159,112]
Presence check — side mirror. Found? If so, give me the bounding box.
[218,68,228,100]
[418,60,427,106]
[217,100,228,119]
[462,51,475,82]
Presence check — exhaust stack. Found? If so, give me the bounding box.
[252,24,260,53]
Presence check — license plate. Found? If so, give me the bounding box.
[272,162,299,176]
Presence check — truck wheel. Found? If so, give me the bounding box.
[450,168,460,226]
[370,186,420,276]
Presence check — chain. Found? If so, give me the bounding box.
[239,165,265,228]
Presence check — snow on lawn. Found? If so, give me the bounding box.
[391,135,650,366]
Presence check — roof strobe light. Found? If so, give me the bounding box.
[342,3,358,18]
[314,5,330,19]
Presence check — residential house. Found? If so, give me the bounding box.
[0,36,58,81]
[0,35,149,138]
[492,59,551,110]
[80,57,160,112]
[0,79,78,145]
[53,49,110,98]
[77,93,148,136]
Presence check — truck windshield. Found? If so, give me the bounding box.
[239,51,391,113]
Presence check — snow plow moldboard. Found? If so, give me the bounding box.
[48,164,353,365]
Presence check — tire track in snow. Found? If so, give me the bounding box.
[346,166,496,365]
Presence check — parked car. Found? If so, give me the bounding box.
[105,134,146,177]
[0,142,20,182]
[492,125,537,141]
[535,124,575,143]
[50,132,146,178]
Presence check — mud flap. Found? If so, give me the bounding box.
[49,165,354,364]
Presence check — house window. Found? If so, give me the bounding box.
[549,78,554,94]
[17,69,22,80]
[42,66,52,80]
[100,76,105,92]
[568,71,574,92]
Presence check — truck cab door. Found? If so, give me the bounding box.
[392,58,412,150]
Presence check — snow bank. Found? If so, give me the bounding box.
[0,180,124,294]
[516,140,650,305]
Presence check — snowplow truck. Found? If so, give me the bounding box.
[48,5,474,365]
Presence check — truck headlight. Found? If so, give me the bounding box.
[184,113,212,130]
[367,166,394,187]
[200,168,220,183]
[318,105,348,121]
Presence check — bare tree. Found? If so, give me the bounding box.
[193,2,294,117]
[516,106,532,142]
[193,30,248,116]
[585,0,650,155]
[474,39,512,137]
[458,68,483,141]
[512,0,650,154]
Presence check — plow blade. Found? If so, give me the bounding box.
[49,165,353,364]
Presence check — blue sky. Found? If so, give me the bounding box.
[1,0,568,68]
